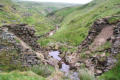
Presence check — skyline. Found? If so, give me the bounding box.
[20,0,93,4]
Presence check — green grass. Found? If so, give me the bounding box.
[0,49,23,72]
[0,71,46,80]
[0,0,120,79]
[44,0,120,47]
[78,69,95,80]
[96,41,112,51]
[0,0,56,36]
[30,64,54,77]
[99,57,120,80]
[107,15,120,24]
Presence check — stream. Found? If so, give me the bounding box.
[49,51,80,80]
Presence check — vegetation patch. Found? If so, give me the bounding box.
[0,71,46,80]
[108,16,120,24]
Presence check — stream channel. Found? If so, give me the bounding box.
[49,51,80,80]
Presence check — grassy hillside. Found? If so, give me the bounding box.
[0,0,78,36]
[0,71,46,80]
[48,6,80,24]
[0,1,53,35]
[0,0,120,80]
[44,0,120,46]
[0,0,55,36]
[0,0,22,25]
[16,1,77,16]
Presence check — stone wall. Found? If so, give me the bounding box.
[3,24,41,51]
[0,26,42,67]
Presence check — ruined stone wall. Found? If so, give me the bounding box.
[3,24,41,51]
[0,25,42,67]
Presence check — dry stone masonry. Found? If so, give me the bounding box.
[3,24,41,51]
[0,24,43,67]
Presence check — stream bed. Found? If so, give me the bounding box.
[49,51,80,80]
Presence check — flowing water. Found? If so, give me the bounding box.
[49,51,80,80]
[49,51,61,61]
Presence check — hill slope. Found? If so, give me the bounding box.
[46,0,120,46]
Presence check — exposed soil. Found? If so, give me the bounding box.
[89,25,114,51]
